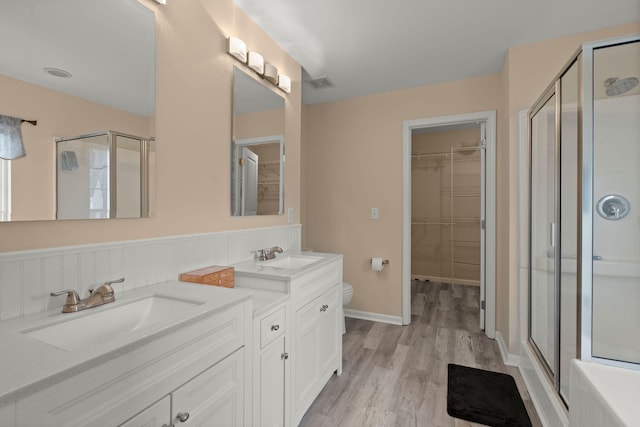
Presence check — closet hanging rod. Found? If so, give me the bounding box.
[411,145,480,159]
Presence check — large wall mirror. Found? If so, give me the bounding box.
[231,67,285,216]
[0,0,156,221]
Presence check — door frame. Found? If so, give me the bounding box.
[402,110,496,339]
[232,135,285,216]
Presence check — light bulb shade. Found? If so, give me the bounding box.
[264,63,278,85]
[247,51,264,75]
[227,36,247,63]
[278,74,291,93]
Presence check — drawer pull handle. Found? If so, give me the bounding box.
[281,352,289,360]
[176,412,190,423]
[320,304,328,312]
[271,324,280,331]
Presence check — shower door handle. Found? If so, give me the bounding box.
[549,223,557,247]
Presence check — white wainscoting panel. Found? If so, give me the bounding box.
[0,225,301,321]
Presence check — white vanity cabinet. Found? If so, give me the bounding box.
[252,302,291,427]
[120,396,171,427]
[234,253,343,427]
[13,298,252,427]
[121,347,245,427]
[293,284,341,424]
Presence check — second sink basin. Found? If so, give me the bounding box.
[22,295,202,351]
[263,255,323,269]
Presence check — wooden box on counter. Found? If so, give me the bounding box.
[179,266,235,288]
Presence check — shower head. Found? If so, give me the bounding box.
[604,77,639,96]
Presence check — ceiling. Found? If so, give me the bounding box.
[235,0,640,105]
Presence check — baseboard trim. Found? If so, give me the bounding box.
[495,331,520,366]
[344,309,403,326]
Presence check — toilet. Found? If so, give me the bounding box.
[342,282,353,334]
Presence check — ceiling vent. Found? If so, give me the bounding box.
[44,67,72,78]
[307,76,334,89]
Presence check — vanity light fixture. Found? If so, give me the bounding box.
[227,35,291,93]
[278,74,291,93]
[227,36,248,63]
[264,63,278,85]
[247,51,264,75]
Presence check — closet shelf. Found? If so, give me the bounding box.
[411,217,480,226]
[451,240,480,247]
[452,261,481,267]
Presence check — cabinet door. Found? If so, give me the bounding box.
[259,336,286,427]
[294,295,321,413]
[318,286,340,378]
[172,349,245,427]
[119,396,171,427]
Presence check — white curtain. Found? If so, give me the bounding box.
[0,115,26,160]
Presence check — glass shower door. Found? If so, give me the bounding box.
[529,92,557,378]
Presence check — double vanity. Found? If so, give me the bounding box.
[0,251,342,427]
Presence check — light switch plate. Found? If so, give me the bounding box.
[288,207,294,224]
[371,207,379,220]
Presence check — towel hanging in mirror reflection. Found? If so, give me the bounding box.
[60,151,79,171]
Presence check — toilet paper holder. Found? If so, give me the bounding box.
[369,258,389,265]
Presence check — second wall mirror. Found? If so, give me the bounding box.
[231,67,285,216]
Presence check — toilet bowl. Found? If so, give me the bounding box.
[342,282,353,334]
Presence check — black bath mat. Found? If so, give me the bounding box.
[447,364,532,427]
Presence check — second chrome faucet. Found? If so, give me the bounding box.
[256,246,283,261]
[50,278,124,313]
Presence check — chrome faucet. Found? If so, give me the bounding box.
[256,246,284,261]
[50,278,124,313]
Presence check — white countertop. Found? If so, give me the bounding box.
[0,281,253,404]
[233,251,342,280]
[245,288,290,318]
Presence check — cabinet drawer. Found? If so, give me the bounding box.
[260,307,285,348]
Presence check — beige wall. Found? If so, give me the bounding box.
[0,0,301,252]
[303,74,501,317]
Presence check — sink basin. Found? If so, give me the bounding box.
[23,295,202,351]
[263,255,323,269]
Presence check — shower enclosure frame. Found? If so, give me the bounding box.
[527,34,640,405]
[55,130,152,219]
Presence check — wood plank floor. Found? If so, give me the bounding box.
[299,280,543,427]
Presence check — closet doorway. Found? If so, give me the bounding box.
[402,111,496,339]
